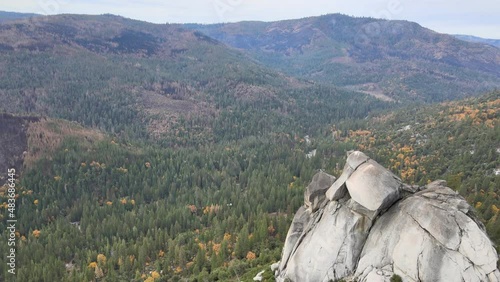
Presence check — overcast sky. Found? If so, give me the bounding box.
[3,0,500,38]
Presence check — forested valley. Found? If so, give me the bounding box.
[0,13,498,282]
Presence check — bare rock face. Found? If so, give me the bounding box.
[326,151,369,201]
[276,151,500,282]
[304,170,336,212]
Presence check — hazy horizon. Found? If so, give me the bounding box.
[2,0,500,38]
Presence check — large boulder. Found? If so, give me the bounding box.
[346,160,401,212]
[279,200,373,281]
[326,151,402,214]
[326,151,369,201]
[276,151,500,282]
[356,186,498,282]
[278,206,311,273]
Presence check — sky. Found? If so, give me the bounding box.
[2,0,500,38]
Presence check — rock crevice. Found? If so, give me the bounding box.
[276,151,500,282]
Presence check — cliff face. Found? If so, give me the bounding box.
[276,151,500,282]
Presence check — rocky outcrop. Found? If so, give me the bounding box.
[276,151,500,282]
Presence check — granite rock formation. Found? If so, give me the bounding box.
[276,151,500,282]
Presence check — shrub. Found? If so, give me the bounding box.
[390,274,403,282]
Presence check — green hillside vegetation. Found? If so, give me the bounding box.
[0,125,318,281]
[0,92,498,281]
[187,14,500,102]
[0,14,389,143]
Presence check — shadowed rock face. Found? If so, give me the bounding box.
[304,171,336,212]
[276,151,500,282]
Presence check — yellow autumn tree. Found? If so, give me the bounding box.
[492,205,499,215]
[32,229,41,238]
[212,243,221,255]
[246,251,256,260]
[187,204,197,213]
[198,242,206,250]
[97,254,107,264]
[151,271,160,279]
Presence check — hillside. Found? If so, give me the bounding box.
[455,34,500,49]
[0,14,388,143]
[187,14,500,102]
[0,91,497,281]
[0,114,104,184]
[0,120,313,281]
[0,11,40,23]
[0,114,39,186]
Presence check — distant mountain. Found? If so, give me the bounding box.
[454,34,500,48]
[186,14,500,102]
[0,14,386,143]
[0,11,40,23]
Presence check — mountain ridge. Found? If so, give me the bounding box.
[187,13,500,102]
[0,13,389,143]
[454,34,500,49]
[0,11,41,23]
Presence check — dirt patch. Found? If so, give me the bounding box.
[138,88,216,137]
[232,83,277,102]
[344,83,395,102]
[25,118,105,168]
